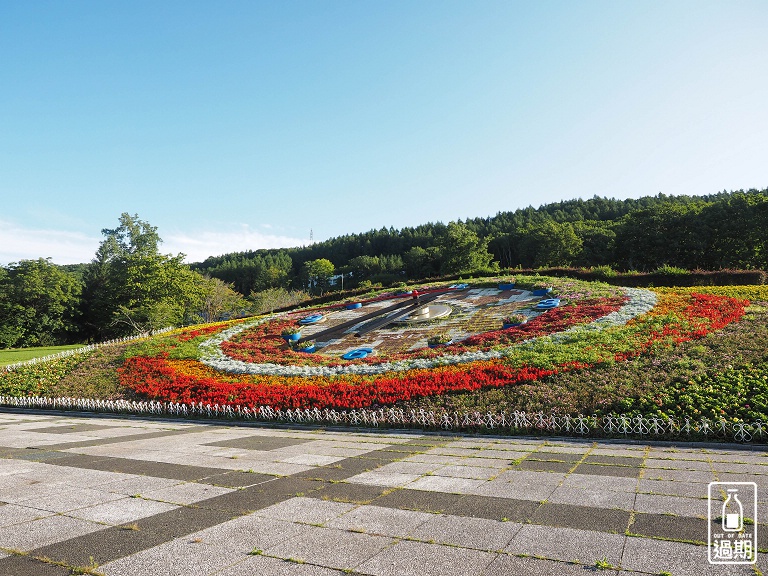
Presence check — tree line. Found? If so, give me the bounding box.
[0,214,256,348]
[195,188,768,284]
[2,188,766,349]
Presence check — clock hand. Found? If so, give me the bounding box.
[294,297,415,345]
[295,286,463,346]
[354,291,447,337]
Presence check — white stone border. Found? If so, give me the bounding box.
[198,288,657,377]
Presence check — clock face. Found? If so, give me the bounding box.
[204,281,627,378]
[295,287,537,357]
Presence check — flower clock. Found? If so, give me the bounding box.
[118,277,748,411]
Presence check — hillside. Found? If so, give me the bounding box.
[2,276,766,441]
[192,188,768,294]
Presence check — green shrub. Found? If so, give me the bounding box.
[590,265,617,279]
[654,265,689,276]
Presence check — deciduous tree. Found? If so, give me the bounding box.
[439,222,496,274]
[0,258,81,348]
[302,258,335,295]
[81,213,204,338]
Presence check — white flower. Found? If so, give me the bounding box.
[198,288,657,377]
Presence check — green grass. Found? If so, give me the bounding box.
[0,345,86,366]
[0,343,132,400]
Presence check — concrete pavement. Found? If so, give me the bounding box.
[0,411,765,575]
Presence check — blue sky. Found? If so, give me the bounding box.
[1,0,766,265]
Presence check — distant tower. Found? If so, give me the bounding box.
[310,229,314,244]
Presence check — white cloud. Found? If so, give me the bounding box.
[0,221,308,268]
[0,220,100,266]
[164,225,307,263]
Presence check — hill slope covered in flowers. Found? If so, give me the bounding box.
[1,276,763,425]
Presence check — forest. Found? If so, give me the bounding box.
[193,188,768,290]
[1,188,766,349]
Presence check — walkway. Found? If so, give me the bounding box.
[0,411,764,575]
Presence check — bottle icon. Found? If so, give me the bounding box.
[722,489,743,531]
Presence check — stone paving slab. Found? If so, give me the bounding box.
[408,513,522,550]
[373,487,462,513]
[257,497,356,525]
[30,423,123,434]
[633,492,706,517]
[356,539,497,576]
[187,514,310,552]
[218,555,346,575]
[621,536,759,576]
[0,514,105,551]
[547,484,637,509]
[0,503,56,527]
[264,525,395,571]
[505,524,626,565]
[140,481,235,505]
[0,411,765,576]
[325,503,434,537]
[68,496,179,525]
[20,486,127,513]
[98,537,242,576]
[559,472,638,492]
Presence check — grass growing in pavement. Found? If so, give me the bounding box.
[594,557,614,570]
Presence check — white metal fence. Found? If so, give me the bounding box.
[0,395,763,443]
[2,327,175,372]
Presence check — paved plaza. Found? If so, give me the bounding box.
[0,410,765,575]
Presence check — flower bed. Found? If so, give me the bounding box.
[1,278,751,423]
[210,296,628,374]
[114,282,748,411]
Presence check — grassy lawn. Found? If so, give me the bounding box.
[0,344,87,366]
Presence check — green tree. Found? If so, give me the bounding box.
[193,277,249,322]
[81,213,204,338]
[0,258,81,348]
[192,251,293,294]
[348,255,381,280]
[379,254,404,274]
[302,258,335,295]
[573,222,616,267]
[250,287,309,314]
[520,221,583,267]
[439,222,496,274]
[404,246,441,279]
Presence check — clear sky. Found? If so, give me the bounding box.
[1,0,766,266]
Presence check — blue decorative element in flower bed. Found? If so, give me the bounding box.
[450,283,469,289]
[498,283,516,290]
[299,314,324,325]
[345,303,362,310]
[282,332,301,342]
[298,344,316,353]
[536,298,560,310]
[532,288,553,296]
[503,321,526,329]
[341,348,374,360]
